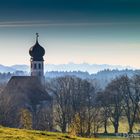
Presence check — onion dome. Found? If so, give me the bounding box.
[29,33,45,61]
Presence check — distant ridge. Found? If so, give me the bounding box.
[45,63,134,74]
[0,63,135,74]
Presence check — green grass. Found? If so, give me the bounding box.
[0,127,139,140]
[99,118,140,133]
[0,127,84,140]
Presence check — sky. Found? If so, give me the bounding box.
[0,0,140,68]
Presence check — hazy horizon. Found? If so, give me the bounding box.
[0,62,136,74]
[0,0,140,68]
[0,62,135,69]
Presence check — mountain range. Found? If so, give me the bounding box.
[0,63,135,74]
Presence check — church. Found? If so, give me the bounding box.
[0,34,52,130]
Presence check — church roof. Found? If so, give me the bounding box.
[0,76,52,111]
[29,33,45,61]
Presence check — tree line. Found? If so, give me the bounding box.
[0,75,139,137]
[46,75,140,136]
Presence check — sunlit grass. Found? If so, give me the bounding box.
[0,126,139,140]
[99,118,140,133]
[0,126,95,140]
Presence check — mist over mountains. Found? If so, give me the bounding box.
[0,63,134,74]
[0,63,139,89]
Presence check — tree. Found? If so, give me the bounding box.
[68,113,81,136]
[131,75,140,127]
[104,78,123,133]
[96,91,110,133]
[48,76,98,136]
[51,76,76,133]
[19,108,32,129]
[119,75,138,133]
[35,103,53,131]
[0,94,18,127]
[91,107,103,134]
[68,78,97,136]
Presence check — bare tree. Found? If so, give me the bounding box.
[96,91,110,134]
[35,102,53,131]
[50,76,77,133]
[0,94,19,127]
[48,76,98,136]
[131,75,140,128]
[19,108,32,129]
[119,75,138,133]
[91,107,103,134]
[105,78,123,133]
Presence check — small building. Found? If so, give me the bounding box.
[0,33,52,130]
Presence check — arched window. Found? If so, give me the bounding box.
[39,63,41,69]
[34,64,37,69]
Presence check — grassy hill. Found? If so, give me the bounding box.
[0,127,85,140]
[0,127,139,140]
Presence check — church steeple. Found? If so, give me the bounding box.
[29,33,45,85]
[36,32,39,42]
[29,33,45,61]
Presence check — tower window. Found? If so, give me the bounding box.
[34,64,37,69]
[39,63,41,69]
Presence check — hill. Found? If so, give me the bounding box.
[0,127,85,140]
[0,69,140,89]
[0,127,137,140]
[0,63,134,74]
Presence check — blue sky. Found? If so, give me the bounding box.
[0,0,140,68]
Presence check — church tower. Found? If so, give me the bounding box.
[29,33,45,85]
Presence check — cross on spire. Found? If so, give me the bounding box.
[36,33,39,42]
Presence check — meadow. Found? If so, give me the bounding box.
[0,127,139,140]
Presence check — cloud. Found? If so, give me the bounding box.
[0,20,140,28]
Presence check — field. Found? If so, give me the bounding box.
[0,127,140,140]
